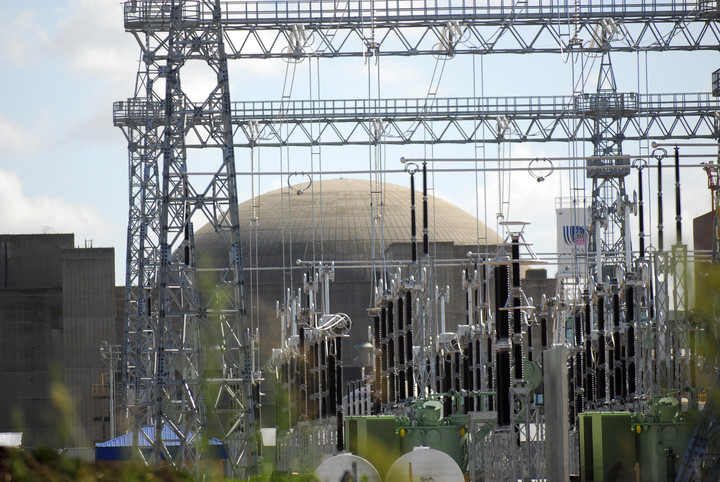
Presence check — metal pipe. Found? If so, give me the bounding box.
[401,153,715,163]
[191,158,715,177]
[595,218,603,279]
[464,342,473,412]
[674,146,682,243]
[387,301,396,403]
[597,294,607,404]
[380,307,388,406]
[410,170,417,262]
[495,264,511,426]
[422,161,429,256]
[328,339,336,417]
[658,154,664,251]
[511,235,523,381]
[626,285,636,398]
[398,297,407,400]
[613,287,622,401]
[466,276,473,325]
[638,166,645,256]
[373,315,381,411]
[405,291,414,398]
[336,339,344,451]
[584,297,594,406]
[527,319,533,362]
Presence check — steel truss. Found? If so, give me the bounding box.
[483,428,515,481]
[114,92,720,147]
[115,1,169,464]
[468,411,497,482]
[514,386,545,480]
[116,50,163,457]
[276,421,338,473]
[123,1,720,57]
[119,0,255,477]
[672,243,690,391]
[587,42,633,277]
[654,251,672,393]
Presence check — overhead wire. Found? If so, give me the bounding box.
[306,1,351,286]
[279,53,300,298]
[363,0,387,306]
[472,51,489,254]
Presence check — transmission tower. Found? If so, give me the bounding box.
[583,22,633,280]
[116,1,255,477]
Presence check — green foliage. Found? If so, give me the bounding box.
[241,473,318,482]
[0,447,194,482]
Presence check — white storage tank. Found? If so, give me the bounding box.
[315,452,381,482]
[385,446,464,482]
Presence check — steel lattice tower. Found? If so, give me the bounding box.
[584,27,633,280]
[116,0,255,476]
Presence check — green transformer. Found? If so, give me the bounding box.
[580,412,636,482]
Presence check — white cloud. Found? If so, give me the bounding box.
[51,0,137,80]
[0,9,42,64]
[0,116,40,155]
[0,168,113,239]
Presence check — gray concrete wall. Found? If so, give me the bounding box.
[0,235,120,448]
[544,345,570,481]
[0,234,73,289]
[62,247,116,446]
[0,288,64,447]
[522,269,556,307]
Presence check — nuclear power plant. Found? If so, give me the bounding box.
[2,1,720,481]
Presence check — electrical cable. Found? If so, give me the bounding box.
[279,56,300,297]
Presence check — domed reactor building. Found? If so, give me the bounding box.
[195,178,499,425]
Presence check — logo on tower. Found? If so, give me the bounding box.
[556,205,591,277]
[563,225,588,247]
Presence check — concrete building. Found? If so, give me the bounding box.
[0,234,121,448]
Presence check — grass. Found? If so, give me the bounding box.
[0,447,321,481]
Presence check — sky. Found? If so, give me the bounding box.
[1,0,718,287]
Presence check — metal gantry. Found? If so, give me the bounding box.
[118,0,255,477]
[114,93,720,147]
[127,1,720,58]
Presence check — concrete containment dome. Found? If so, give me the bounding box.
[194,178,499,368]
[196,177,498,260]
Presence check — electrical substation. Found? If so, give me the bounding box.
[106,1,720,480]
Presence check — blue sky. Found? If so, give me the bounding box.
[1,1,717,286]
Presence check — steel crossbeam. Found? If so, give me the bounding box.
[114,92,720,147]
[122,1,720,57]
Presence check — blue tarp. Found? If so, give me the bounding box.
[95,426,226,461]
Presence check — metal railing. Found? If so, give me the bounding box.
[113,92,718,125]
[124,0,705,28]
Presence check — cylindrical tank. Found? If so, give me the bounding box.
[315,453,381,482]
[385,446,464,482]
